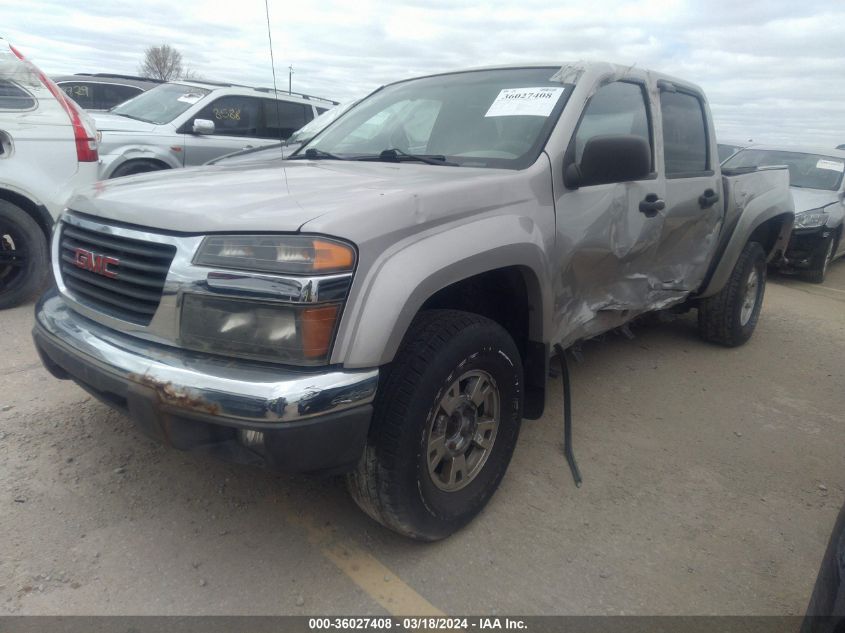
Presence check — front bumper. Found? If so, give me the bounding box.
[32,291,378,474]
[780,226,832,270]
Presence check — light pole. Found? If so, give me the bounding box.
[288,65,293,95]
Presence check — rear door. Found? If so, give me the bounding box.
[654,85,723,291]
[95,83,143,110]
[262,98,314,141]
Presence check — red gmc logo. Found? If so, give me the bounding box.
[73,248,119,279]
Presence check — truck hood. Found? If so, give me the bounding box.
[67,159,511,234]
[790,187,841,213]
[92,112,159,133]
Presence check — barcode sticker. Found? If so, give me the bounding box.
[485,87,564,117]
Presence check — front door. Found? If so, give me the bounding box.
[552,80,667,345]
[182,95,265,166]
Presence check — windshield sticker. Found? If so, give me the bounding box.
[816,159,844,173]
[177,93,204,104]
[484,87,564,118]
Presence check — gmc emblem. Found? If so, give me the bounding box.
[73,248,119,279]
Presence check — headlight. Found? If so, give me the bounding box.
[180,294,341,365]
[194,235,355,275]
[794,208,829,229]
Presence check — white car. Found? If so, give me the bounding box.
[94,81,337,178]
[206,99,359,165]
[0,38,99,308]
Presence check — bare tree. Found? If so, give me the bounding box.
[138,44,183,81]
[181,68,203,81]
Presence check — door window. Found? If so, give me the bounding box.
[262,100,314,140]
[573,81,652,166]
[0,80,35,110]
[96,84,142,110]
[59,82,95,109]
[660,91,708,175]
[194,96,262,137]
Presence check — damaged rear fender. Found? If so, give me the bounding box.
[698,170,794,298]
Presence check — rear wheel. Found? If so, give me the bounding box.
[698,241,766,347]
[0,201,49,309]
[802,234,836,284]
[347,310,523,541]
[110,159,167,179]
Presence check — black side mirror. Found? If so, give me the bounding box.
[565,134,651,189]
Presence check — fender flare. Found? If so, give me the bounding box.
[332,214,552,369]
[698,184,794,299]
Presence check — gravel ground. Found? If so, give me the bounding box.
[1,263,843,615]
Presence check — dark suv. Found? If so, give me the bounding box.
[53,74,162,111]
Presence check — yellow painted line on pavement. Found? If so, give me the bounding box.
[285,508,443,616]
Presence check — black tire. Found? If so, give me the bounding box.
[698,241,766,347]
[0,201,49,310]
[802,234,836,284]
[347,309,523,541]
[110,159,167,179]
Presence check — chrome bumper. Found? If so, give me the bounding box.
[33,291,379,427]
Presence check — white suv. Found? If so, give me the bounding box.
[93,81,337,178]
[0,38,99,308]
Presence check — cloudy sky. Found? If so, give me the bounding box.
[1,0,843,147]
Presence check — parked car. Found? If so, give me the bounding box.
[94,81,337,178]
[53,74,161,112]
[723,145,845,282]
[207,99,358,166]
[802,501,845,632]
[0,38,98,309]
[837,144,845,150]
[32,62,793,540]
[717,141,748,163]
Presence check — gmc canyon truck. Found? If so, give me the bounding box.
[32,63,794,540]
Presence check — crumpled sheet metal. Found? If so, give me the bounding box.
[550,179,722,350]
[545,63,724,350]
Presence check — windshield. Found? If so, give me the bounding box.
[287,100,357,145]
[717,144,742,163]
[724,149,845,191]
[110,83,210,124]
[299,68,573,169]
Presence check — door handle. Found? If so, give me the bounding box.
[699,188,720,209]
[242,145,254,150]
[639,194,665,218]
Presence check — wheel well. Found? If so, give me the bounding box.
[749,214,791,261]
[111,158,170,177]
[419,267,547,419]
[0,188,52,240]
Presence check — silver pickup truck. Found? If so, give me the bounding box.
[32,62,794,540]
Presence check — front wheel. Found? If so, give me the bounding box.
[347,310,523,541]
[698,241,767,347]
[802,234,836,284]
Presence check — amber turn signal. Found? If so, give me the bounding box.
[313,239,355,272]
[301,304,340,359]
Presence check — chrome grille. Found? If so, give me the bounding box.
[58,222,176,325]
